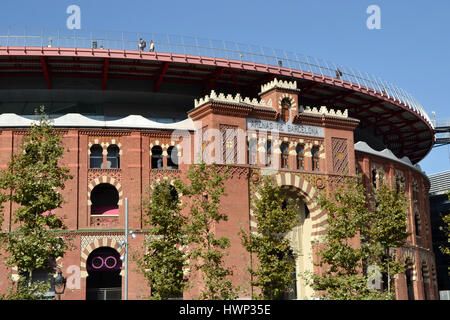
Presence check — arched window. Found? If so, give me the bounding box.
[421,263,429,300]
[151,146,163,169]
[281,98,291,122]
[311,147,320,171]
[90,144,103,169]
[266,140,272,167]
[106,145,120,169]
[91,183,119,215]
[167,146,178,170]
[296,144,304,170]
[280,143,289,169]
[414,209,421,237]
[405,264,415,300]
[372,169,378,188]
[248,139,257,166]
[21,264,57,299]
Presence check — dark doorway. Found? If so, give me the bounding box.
[86,247,122,300]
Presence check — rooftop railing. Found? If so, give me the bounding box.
[0,27,434,128]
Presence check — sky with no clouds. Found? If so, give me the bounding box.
[0,0,449,175]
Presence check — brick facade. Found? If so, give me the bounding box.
[0,80,438,300]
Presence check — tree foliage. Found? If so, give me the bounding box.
[306,176,409,300]
[136,180,188,300]
[177,162,238,300]
[0,109,72,299]
[240,176,299,300]
[440,191,450,257]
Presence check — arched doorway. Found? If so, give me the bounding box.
[86,247,122,300]
[280,186,314,299]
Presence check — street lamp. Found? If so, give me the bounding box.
[118,198,135,300]
[54,270,66,300]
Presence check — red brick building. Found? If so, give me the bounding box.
[0,42,438,300]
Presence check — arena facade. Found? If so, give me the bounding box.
[0,31,439,299]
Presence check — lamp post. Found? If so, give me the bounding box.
[54,270,66,300]
[125,197,128,300]
[120,198,135,300]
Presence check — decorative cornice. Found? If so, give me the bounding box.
[79,129,132,136]
[194,90,272,109]
[259,78,299,95]
[141,131,177,138]
[301,105,348,118]
[12,128,69,135]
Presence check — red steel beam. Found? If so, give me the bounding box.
[327,91,355,105]
[203,67,226,94]
[102,58,109,90]
[300,82,319,95]
[154,62,170,92]
[228,67,239,92]
[40,56,51,89]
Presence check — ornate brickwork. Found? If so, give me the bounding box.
[249,170,327,242]
[300,105,349,118]
[220,124,238,164]
[87,175,123,206]
[194,90,272,109]
[332,137,348,173]
[80,235,126,278]
[149,169,182,182]
[88,169,122,185]
[260,78,298,94]
[90,215,120,228]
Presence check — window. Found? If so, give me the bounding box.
[422,264,429,300]
[414,210,421,237]
[167,146,178,169]
[248,139,258,166]
[405,267,414,300]
[280,143,289,169]
[151,146,163,169]
[296,144,304,170]
[266,140,272,167]
[395,174,404,193]
[90,144,103,169]
[372,169,377,188]
[20,266,56,299]
[281,98,291,122]
[91,183,119,215]
[311,147,319,171]
[106,145,120,169]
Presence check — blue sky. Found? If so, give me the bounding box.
[0,0,449,175]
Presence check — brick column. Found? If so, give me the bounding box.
[122,132,142,230]
[78,133,89,228]
[0,130,13,232]
[61,130,80,230]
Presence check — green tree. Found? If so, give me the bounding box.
[240,176,299,300]
[136,180,188,299]
[0,109,72,299]
[307,176,409,300]
[362,181,410,296]
[178,162,238,300]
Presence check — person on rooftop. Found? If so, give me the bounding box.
[149,40,155,52]
[138,38,146,51]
